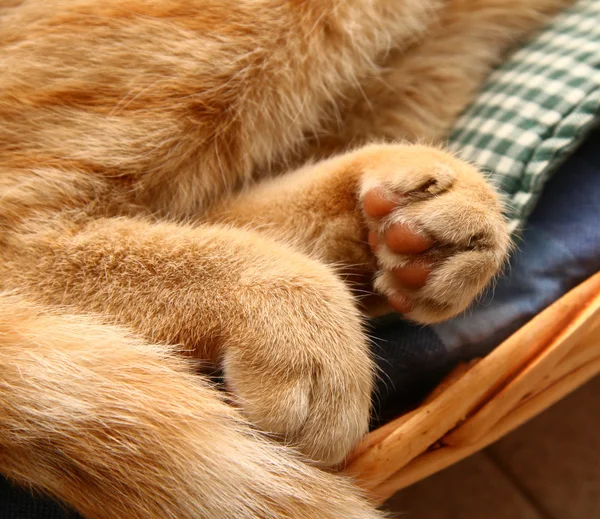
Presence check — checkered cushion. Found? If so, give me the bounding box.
[448,0,600,232]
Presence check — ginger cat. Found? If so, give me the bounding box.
[0,1,572,518]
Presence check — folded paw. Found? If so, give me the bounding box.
[221,260,374,467]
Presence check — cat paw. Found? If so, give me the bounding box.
[221,259,374,467]
[358,144,511,323]
[223,333,372,467]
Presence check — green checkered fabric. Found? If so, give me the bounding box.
[448,0,600,232]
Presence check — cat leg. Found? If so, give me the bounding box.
[205,143,511,322]
[313,0,575,152]
[1,218,373,466]
[0,293,385,519]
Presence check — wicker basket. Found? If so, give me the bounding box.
[344,271,600,504]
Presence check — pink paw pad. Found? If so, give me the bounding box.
[363,187,434,314]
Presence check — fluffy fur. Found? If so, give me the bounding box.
[0,1,572,518]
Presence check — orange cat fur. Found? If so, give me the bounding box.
[0,1,572,518]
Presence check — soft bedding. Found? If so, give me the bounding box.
[449,0,600,231]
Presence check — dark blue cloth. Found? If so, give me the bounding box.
[0,478,77,519]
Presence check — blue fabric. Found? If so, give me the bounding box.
[370,125,600,426]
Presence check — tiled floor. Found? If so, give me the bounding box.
[385,375,600,519]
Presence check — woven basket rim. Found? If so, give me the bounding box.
[344,271,600,503]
